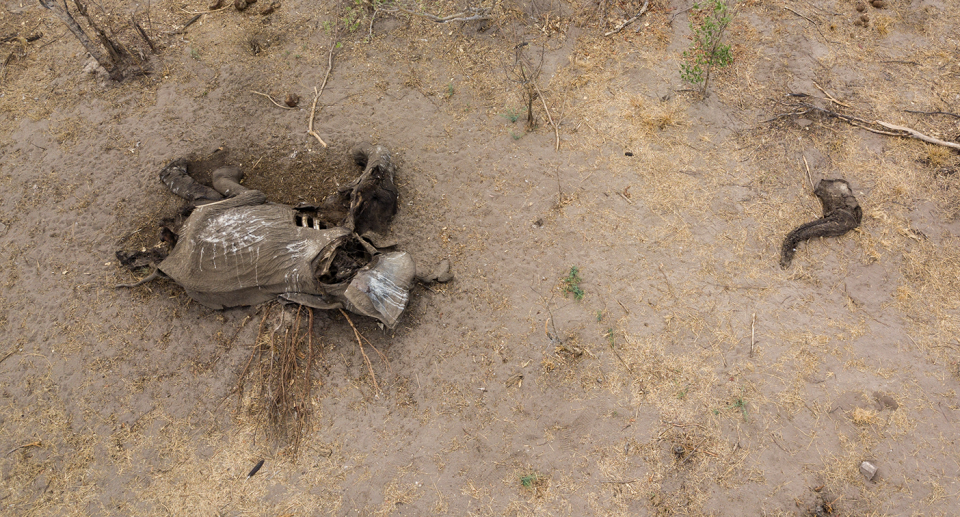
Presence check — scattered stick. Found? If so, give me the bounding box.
[802,155,814,190]
[0,347,21,366]
[813,81,850,108]
[385,6,491,24]
[6,441,41,456]
[604,0,649,37]
[0,33,43,44]
[169,14,202,35]
[875,121,960,151]
[779,101,960,149]
[781,6,830,43]
[179,5,230,15]
[904,109,960,119]
[307,43,336,148]
[531,80,560,150]
[749,313,756,358]
[339,309,380,393]
[251,91,296,110]
[132,17,155,53]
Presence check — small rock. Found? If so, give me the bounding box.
[855,1,866,12]
[284,93,299,107]
[417,258,453,284]
[870,0,886,8]
[208,0,223,9]
[860,460,878,481]
[435,259,454,283]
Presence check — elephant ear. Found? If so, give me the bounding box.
[341,252,416,328]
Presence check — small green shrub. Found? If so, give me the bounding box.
[563,266,584,301]
[680,0,734,96]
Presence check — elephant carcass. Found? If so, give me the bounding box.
[138,143,418,328]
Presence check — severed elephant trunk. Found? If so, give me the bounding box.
[780,179,862,268]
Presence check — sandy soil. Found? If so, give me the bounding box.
[2,0,960,515]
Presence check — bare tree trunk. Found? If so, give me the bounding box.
[38,0,117,78]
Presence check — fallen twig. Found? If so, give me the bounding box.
[252,91,296,110]
[813,81,850,108]
[531,80,560,150]
[749,313,756,358]
[776,100,960,150]
[0,347,21,366]
[307,43,336,148]
[0,33,43,44]
[339,309,380,393]
[132,18,155,53]
[385,6,491,24]
[874,121,960,150]
[904,109,960,120]
[169,14,202,35]
[604,0,648,37]
[178,6,230,15]
[802,155,814,190]
[6,441,41,456]
[782,6,831,43]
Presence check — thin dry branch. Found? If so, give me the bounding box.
[168,14,202,35]
[813,81,850,108]
[252,91,295,110]
[904,109,960,119]
[131,17,155,53]
[874,121,960,150]
[531,80,560,150]
[777,100,960,150]
[604,0,649,37]
[339,309,380,393]
[307,43,335,148]
[781,6,832,43]
[386,6,491,24]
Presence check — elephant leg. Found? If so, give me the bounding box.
[159,158,223,202]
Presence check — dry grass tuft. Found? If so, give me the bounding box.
[851,407,878,427]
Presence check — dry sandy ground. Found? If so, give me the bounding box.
[2,0,960,515]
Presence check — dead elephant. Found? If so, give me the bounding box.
[117,143,452,328]
[780,179,862,268]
